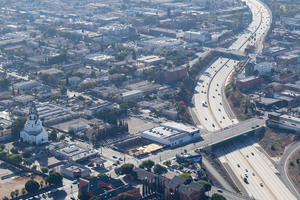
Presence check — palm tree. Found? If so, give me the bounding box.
[14,189,19,197]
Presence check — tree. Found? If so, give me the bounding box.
[10,191,15,199]
[48,129,58,141]
[8,154,22,164]
[25,180,40,193]
[60,86,67,95]
[211,193,227,200]
[260,73,272,84]
[2,196,9,200]
[59,134,65,140]
[0,144,5,151]
[22,149,32,158]
[11,116,27,139]
[40,180,44,188]
[139,159,155,172]
[22,188,26,195]
[0,78,10,90]
[46,170,63,185]
[90,71,97,78]
[68,129,75,136]
[178,173,192,184]
[14,189,19,197]
[120,193,134,200]
[153,164,168,175]
[78,191,91,200]
[41,167,49,173]
[10,147,19,154]
[197,180,211,191]
[119,163,134,175]
[163,160,171,166]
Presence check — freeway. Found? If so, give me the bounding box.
[278,141,300,199]
[193,0,271,131]
[217,140,297,200]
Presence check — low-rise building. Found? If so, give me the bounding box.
[84,53,115,64]
[68,122,88,133]
[0,129,12,142]
[119,90,143,102]
[50,142,99,162]
[236,76,263,90]
[165,67,187,84]
[140,122,200,147]
[84,101,114,117]
[60,163,90,179]
[79,175,141,200]
[184,31,211,42]
[254,62,273,74]
[137,55,166,66]
[13,80,41,91]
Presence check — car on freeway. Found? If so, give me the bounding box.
[251,152,254,156]
[212,124,215,127]
[245,174,248,178]
[72,180,77,184]
[260,183,263,187]
[252,172,255,176]
[246,155,249,158]
[217,189,223,193]
[245,169,248,172]
[113,163,118,166]
[237,164,240,167]
[112,155,117,159]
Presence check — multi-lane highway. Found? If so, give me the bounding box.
[217,140,297,200]
[190,0,299,199]
[193,0,271,132]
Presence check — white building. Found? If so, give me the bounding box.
[20,103,48,145]
[140,122,200,147]
[184,31,211,42]
[254,62,273,74]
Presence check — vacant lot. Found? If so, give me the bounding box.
[0,174,43,199]
[258,127,298,157]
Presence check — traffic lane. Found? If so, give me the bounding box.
[220,144,274,200]
[238,142,296,200]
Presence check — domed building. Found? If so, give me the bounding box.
[20,102,48,145]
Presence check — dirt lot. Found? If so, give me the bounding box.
[0,175,43,199]
[287,149,300,194]
[258,127,298,158]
